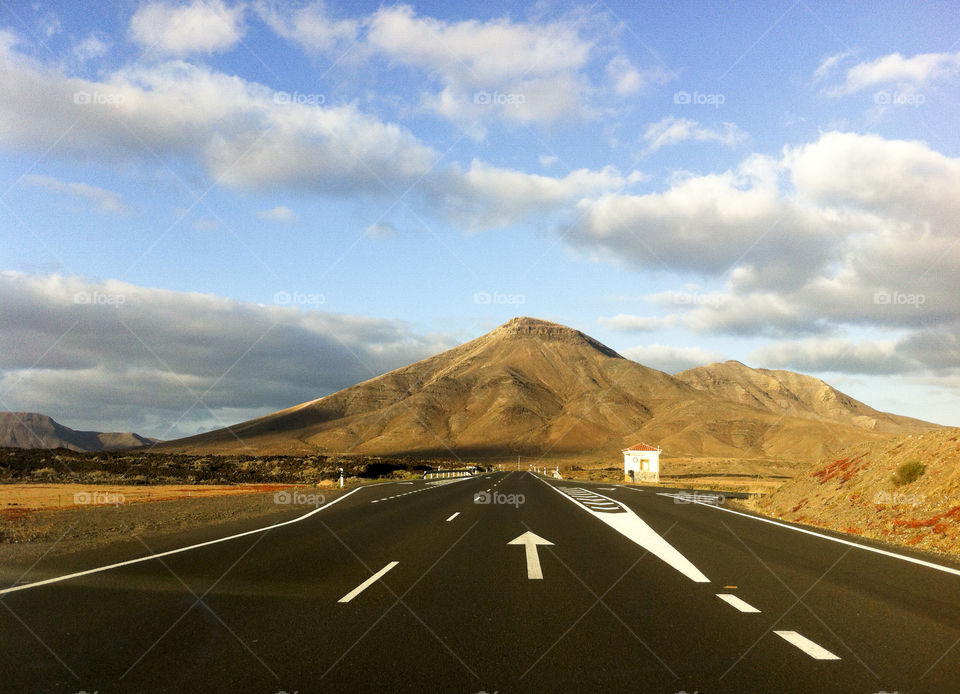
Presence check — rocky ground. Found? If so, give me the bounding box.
[746,428,960,558]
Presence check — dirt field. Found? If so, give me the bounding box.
[556,455,801,494]
[0,481,332,513]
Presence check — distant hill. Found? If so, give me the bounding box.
[676,360,938,434]
[158,317,940,461]
[749,428,960,557]
[0,412,158,452]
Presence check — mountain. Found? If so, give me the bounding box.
[159,317,939,461]
[0,412,158,452]
[676,360,937,434]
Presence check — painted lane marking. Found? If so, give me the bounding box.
[679,497,960,578]
[537,478,709,583]
[716,593,760,613]
[1,487,364,596]
[338,561,399,603]
[446,512,460,522]
[508,531,554,580]
[371,476,474,503]
[658,491,725,506]
[774,631,840,660]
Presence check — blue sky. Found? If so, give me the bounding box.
[2,0,960,438]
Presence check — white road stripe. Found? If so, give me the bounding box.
[716,593,761,613]
[0,487,364,596]
[774,630,841,660]
[338,561,399,603]
[682,497,960,578]
[446,512,460,522]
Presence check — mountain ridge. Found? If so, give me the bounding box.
[676,360,938,434]
[158,317,940,461]
[0,412,158,452]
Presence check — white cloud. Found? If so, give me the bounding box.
[257,205,298,223]
[255,1,358,54]
[642,116,748,152]
[750,338,918,375]
[620,344,724,373]
[431,160,645,231]
[567,130,960,360]
[597,314,665,332]
[364,222,396,238]
[130,0,246,57]
[0,272,456,438]
[827,50,960,95]
[38,11,62,38]
[365,5,597,133]
[72,34,109,63]
[22,174,128,214]
[568,153,842,280]
[0,42,438,197]
[606,55,672,96]
[812,50,853,83]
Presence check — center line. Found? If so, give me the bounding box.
[338,561,399,603]
[774,630,841,660]
[716,593,760,613]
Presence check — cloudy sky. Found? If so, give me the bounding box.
[2,0,959,438]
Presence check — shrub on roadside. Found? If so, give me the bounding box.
[892,459,926,486]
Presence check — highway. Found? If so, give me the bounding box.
[2,470,959,693]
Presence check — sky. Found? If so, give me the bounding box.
[1,0,960,439]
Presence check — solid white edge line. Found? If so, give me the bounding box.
[446,512,460,522]
[682,497,960,578]
[716,593,761,613]
[337,561,399,603]
[0,487,365,596]
[774,630,841,660]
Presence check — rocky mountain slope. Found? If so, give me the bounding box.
[159,317,935,461]
[677,360,937,434]
[0,412,156,452]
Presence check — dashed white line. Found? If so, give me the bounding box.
[446,512,460,522]
[716,593,761,613]
[774,631,840,660]
[338,561,399,603]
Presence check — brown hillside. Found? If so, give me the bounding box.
[676,361,937,434]
[0,412,157,451]
[159,317,932,461]
[749,428,960,557]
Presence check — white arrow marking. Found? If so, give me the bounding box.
[774,631,840,660]
[508,531,554,580]
[537,477,709,583]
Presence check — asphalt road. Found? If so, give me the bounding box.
[2,471,959,693]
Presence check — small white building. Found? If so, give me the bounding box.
[622,443,661,483]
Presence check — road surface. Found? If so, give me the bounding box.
[2,471,959,692]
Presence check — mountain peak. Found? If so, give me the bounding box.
[489,316,621,358]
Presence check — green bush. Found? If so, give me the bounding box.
[892,459,926,486]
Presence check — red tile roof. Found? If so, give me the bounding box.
[623,443,659,452]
